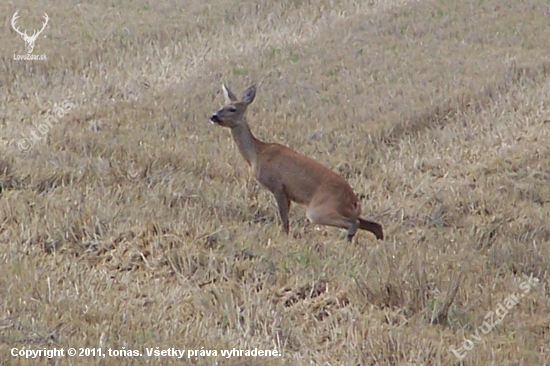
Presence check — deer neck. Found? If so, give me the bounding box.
[230,120,263,166]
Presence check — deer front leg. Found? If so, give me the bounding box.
[273,189,291,234]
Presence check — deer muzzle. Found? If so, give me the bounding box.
[210,114,220,124]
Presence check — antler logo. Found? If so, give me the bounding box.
[11,11,49,54]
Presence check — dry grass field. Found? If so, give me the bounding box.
[1,0,550,364]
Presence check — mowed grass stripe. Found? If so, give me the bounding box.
[0,0,418,116]
[376,74,550,247]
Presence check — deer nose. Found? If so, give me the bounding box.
[210,114,220,123]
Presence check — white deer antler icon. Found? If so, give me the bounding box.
[11,11,49,54]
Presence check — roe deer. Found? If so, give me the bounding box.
[209,84,383,241]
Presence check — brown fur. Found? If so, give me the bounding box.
[210,84,383,241]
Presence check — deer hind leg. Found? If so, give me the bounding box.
[273,189,291,234]
[346,219,359,242]
[306,205,358,242]
[358,218,384,240]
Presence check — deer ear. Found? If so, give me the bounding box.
[242,85,256,105]
[222,84,237,103]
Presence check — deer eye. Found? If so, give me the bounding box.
[228,107,237,112]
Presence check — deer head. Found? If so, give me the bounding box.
[12,11,49,54]
[210,84,256,128]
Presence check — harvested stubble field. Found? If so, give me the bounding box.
[1,0,550,364]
